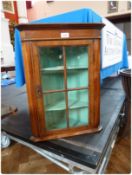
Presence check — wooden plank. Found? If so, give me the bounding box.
[16,23,105,31]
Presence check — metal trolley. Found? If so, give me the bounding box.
[1,77,125,174]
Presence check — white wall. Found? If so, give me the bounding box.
[1,1,14,67]
[27,1,131,21]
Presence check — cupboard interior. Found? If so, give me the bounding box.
[39,46,89,130]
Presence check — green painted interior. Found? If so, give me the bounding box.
[39,47,64,91]
[44,92,66,111]
[67,70,88,88]
[41,72,64,91]
[68,89,88,127]
[68,89,88,109]
[66,46,88,67]
[45,110,67,130]
[69,108,88,127]
[39,46,89,130]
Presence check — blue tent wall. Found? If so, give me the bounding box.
[14,8,128,87]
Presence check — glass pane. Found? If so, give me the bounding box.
[68,89,89,127]
[44,92,67,130]
[45,111,67,130]
[66,46,88,89]
[67,70,88,89]
[69,108,88,127]
[39,47,64,91]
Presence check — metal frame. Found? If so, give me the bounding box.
[4,133,94,173]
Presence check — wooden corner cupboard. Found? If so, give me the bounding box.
[16,23,104,142]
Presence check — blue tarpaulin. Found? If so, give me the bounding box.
[15,8,128,87]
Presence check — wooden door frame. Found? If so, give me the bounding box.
[28,39,100,140]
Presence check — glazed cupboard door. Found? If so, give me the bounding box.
[30,40,94,138]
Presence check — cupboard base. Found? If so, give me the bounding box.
[30,125,102,142]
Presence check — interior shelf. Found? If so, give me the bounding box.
[41,66,88,73]
[45,99,66,111]
[45,99,88,111]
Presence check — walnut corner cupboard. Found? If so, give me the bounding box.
[16,23,104,142]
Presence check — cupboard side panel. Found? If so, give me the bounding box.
[21,42,40,137]
[89,42,95,127]
[93,39,101,127]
